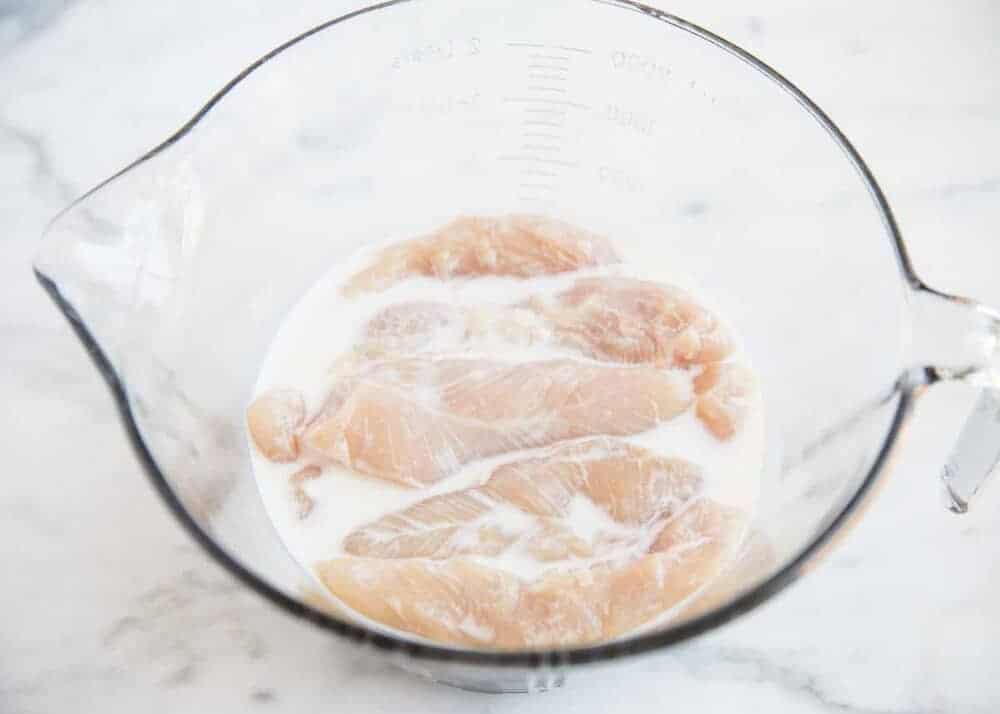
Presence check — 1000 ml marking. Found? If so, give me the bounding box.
[610,48,720,104]
[610,50,673,83]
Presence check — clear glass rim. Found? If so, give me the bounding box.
[35,0,921,668]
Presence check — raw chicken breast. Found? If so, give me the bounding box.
[317,557,521,646]
[301,358,693,486]
[694,362,754,440]
[357,301,546,359]
[343,438,702,560]
[674,526,775,624]
[246,389,305,463]
[523,499,745,645]
[526,276,732,366]
[342,215,619,296]
[356,275,732,368]
[317,499,746,648]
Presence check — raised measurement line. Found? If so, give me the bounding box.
[521,131,562,140]
[527,63,569,72]
[498,155,579,168]
[507,42,591,55]
[504,97,590,110]
[519,168,557,177]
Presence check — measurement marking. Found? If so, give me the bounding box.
[504,97,590,110]
[508,42,591,55]
[508,42,581,205]
[519,168,557,177]
[527,74,569,83]
[524,108,567,117]
[521,143,561,152]
[529,53,571,62]
[523,119,565,128]
[499,155,579,168]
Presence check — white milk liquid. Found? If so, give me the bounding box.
[249,239,766,642]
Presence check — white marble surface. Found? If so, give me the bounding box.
[2,1,999,711]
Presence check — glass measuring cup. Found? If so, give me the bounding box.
[33,0,1000,693]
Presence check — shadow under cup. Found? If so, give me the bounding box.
[35,0,912,692]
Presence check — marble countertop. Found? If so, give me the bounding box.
[2,1,999,711]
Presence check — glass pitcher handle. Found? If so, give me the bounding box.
[911,285,1000,513]
[942,389,1000,513]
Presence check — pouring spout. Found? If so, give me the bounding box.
[33,156,203,374]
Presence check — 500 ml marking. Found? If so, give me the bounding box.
[391,37,480,69]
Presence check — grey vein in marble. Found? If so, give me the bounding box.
[0,0,76,56]
[937,177,1000,199]
[680,644,947,714]
[0,116,76,202]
